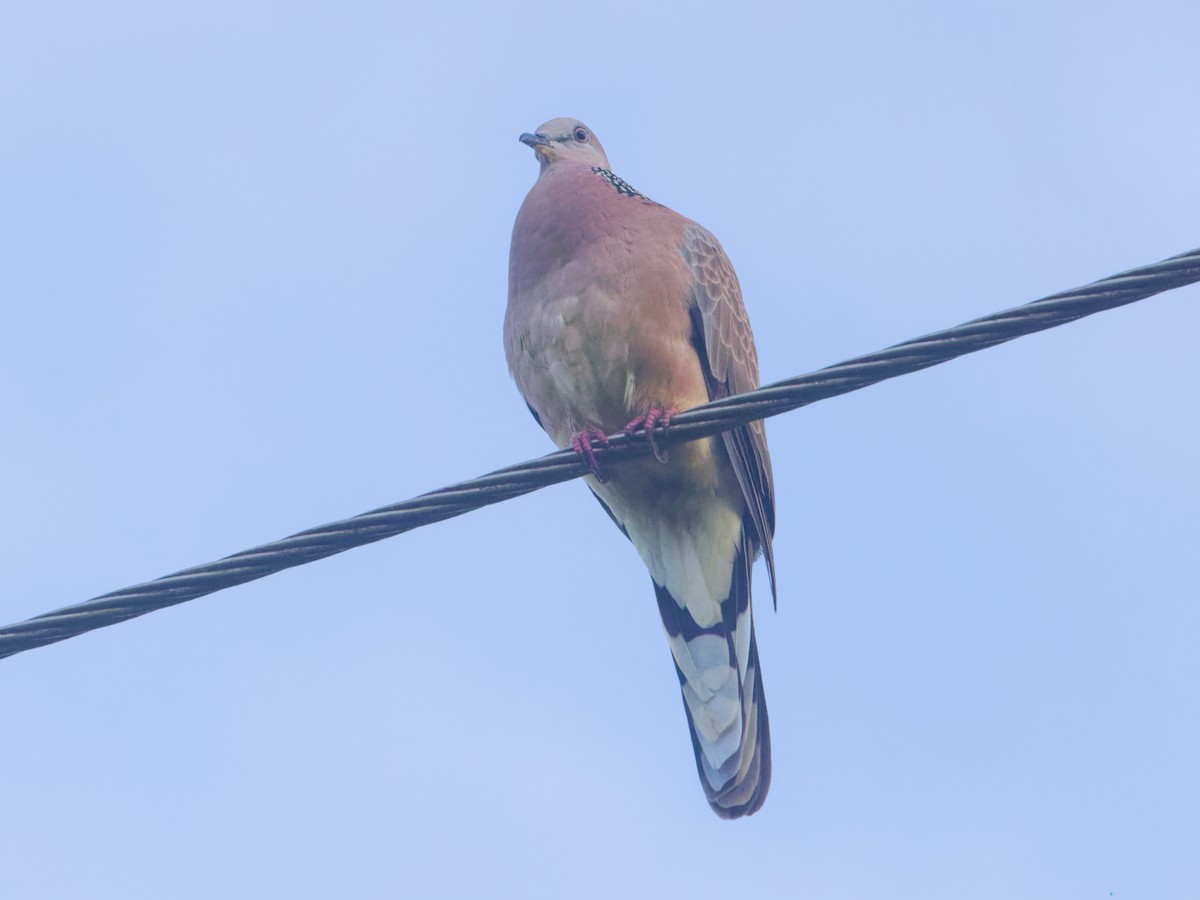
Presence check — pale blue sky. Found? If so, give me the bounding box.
[2,2,1198,898]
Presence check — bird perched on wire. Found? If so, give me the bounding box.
[505,118,776,818]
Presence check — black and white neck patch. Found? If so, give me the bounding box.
[591,166,650,201]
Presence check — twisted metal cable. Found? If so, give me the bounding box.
[3,247,1198,661]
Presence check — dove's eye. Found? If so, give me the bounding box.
[573,127,588,142]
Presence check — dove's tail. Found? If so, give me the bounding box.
[653,531,770,819]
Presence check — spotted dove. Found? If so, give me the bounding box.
[505,118,776,818]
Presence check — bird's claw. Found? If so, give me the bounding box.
[623,407,677,463]
[571,426,611,482]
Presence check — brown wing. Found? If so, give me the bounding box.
[681,223,777,602]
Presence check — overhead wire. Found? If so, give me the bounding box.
[2,246,1197,660]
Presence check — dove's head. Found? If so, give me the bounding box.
[519,118,611,173]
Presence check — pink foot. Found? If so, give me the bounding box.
[623,406,677,463]
[570,426,611,481]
